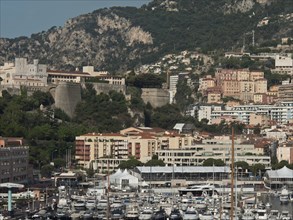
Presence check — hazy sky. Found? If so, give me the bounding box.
[0,0,151,38]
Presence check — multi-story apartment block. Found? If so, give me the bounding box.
[198,104,223,124]
[273,55,293,75]
[278,83,293,102]
[75,127,195,170]
[213,68,267,102]
[210,102,293,125]
[207,92,222,103]
[198,75,215,94]
[156,137,271,168]
[0,137,29,183]
[277,141,293,164]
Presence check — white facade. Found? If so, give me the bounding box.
[198,105,222,124]
[82,66,108,77]
[0,58,48,88]
[210,102,293,125]
[273,55,293,75]
[169,75,179,103]
[277,147,293,163]
[157,138,270,168]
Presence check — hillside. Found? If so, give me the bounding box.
[0,0,292,72]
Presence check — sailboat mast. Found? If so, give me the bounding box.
[230,127,235,220]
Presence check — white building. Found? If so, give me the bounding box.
[169,75,179,103]
[211,102,293,125]
[198,104,222,124]
[82,66,109,77]
[0,58,48,87]
[273,55,293,75]
[156,138,270,168]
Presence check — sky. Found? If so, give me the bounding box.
[0,0,151,39]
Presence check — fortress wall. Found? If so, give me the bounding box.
[141,88,170,108]
[54,82,81,118]
[90,83,126,95]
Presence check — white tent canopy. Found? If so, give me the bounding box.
[266,166,293,179]
[110,169,139,190]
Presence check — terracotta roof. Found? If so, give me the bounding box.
[47,69,90,75]
[83,133,124,137]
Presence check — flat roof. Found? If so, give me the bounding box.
[136,166,230,174]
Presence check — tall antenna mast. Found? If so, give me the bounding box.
[230,127,235,220]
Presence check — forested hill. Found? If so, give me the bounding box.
[0,0,292,72]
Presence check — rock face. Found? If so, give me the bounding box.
[0,0,291,71]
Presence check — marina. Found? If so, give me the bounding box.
[0,183,292,220]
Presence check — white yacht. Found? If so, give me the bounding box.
[279,187,289,204]
[85,199,96,210]
[242,210,256,220]
[183,206,199,220]
[73,199,86,211]
[280,211,292,220]
[178,184,217,197]
[199,210,214,220]
[255,209,268,220]
[125,205,140,220]
[97,199,108,210]
[139,208,154,220]
[269,210,280,220]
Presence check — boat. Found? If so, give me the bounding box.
[255,209,268,220]
[85,199,96,210]
[169,207,182,220]
[96,199,108,210]
[242,210,255,220]
[111,208,125,220]
[81,210,94,220]
[125,206,140,220]
[182,206,199,220]
[269,210,280,220]
[139,208,154,220]
[180,198,191,212]
[73,199,86,211]
[199,210,214,220]
[279,186,289,204]
[153,207,168,220]
[280,211,292,220]
[178,183,217,197]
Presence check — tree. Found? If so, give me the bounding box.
[118,157,143,170]
[145,155,165,166]
[40,164,54,178]
[273,160,289,170]
[203,158,225,166]
[52,158,66,169]
[250,163,266,176]
[235,161,250,171]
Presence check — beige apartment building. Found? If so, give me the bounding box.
[214,68,267,102]
[156,137,270,168]
[207,92,222,103]
[75,127,194,170]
